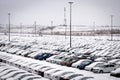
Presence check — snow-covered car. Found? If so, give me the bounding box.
[85,62,106,71]
[0,69,18,77]
[34,53,54,60]
[37,66,54,77]
[29,65,46,74]
[55,56,79,67]
[5,77,18,80]
[72,59,92,69]
[46,55,58,63]
[108,59,120,64]
[110,67,120,77]
[44,68,61,79]
[24,63,42,73]
[20,75,49,80]
[0,70,26,79]
[60,73,83,80]
[71,76,94,80]
[92,64,119,73]
[94,57,108,62]
[51,71,74,80]
[14,73,37,80]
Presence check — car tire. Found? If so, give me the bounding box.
[91,68,93,71]
[99,70,103,73]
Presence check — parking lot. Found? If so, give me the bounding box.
[0,34,120,80]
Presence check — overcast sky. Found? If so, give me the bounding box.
[0,0,120,26]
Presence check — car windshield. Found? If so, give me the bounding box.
[100,65,106,68]
[88,62,99,67]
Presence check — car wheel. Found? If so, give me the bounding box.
[91,68,93,71]
[99,70,103,73]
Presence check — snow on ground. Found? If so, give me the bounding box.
[0,51,119,80]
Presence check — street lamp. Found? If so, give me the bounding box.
[110,15,114,41]
[93,21,95,36]
[64,7,67,39]
[68,2,73,48]
[8,13,11,41]
[34,21,37,37]
[51,21,53,35]
[20,23,22,36]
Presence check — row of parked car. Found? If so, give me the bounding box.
[1,37,120,59]
[0,53,95,80]
[0,62,49,80]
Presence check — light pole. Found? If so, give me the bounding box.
[20,23,22,36]
[110,15,114,41]
[64,7,67,39]
[34,21,37,36]
[8,13,11,41]
[93,21,95,36]
[68,2,73,48]
[51,21,53,35]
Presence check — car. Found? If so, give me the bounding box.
[20,75,49,80]
[58,56,79,66]
[0,67,15,73]
[110,67,120,77]
[32,65,53,76]
[44,68,61,79]
[85,62,106,71]
[72,59,92,69]
[92,64,119,73]
[6,77,18,80]
[0,70,26,79]
[25,63,42,73]
[60,73,83,80]
[0,69,18,77]
[15,50,25,55]
[94,57,108,62]
[38,67,54,77]
[108,59,120,64]
[51,71,74,80]
[34,53,54,60]
[14,73,36,80]
[71,76,94,80]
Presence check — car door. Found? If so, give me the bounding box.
[108,65,115,72]
[104,65,109,72]
[104,65,115,72]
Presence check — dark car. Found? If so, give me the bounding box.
[77,60,93,70]
[34,53,54,60]
[59,56,80,67]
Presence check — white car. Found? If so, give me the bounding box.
[14,73,36,80]
[108,59,120,64]
[30,65,47,74]
[51,71,74,80]
[85,62,105,71]
[37,66,54,77]
[21,75,49,80]
[60,72,83,80]
[92,64,119,73]
[0,70,25,79]
[0,68,18,77]
[94,57,107,62]
[44,68,61,79]
[71,76,94,80]
[6,77,18,80]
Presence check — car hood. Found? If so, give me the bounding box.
[93,67,103,70]
[111,70,120,74]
